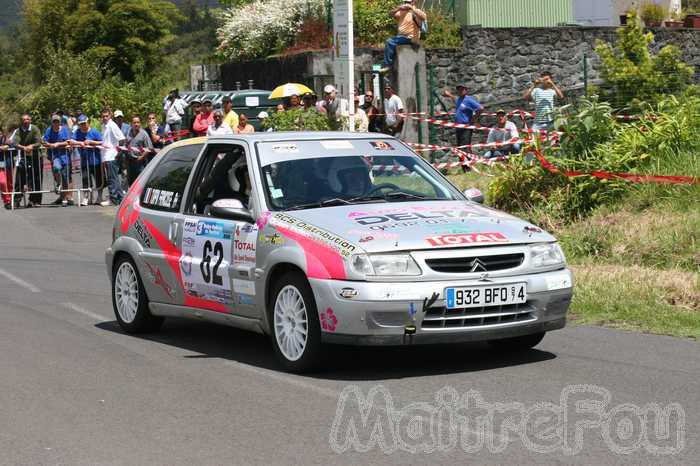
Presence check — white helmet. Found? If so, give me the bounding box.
[328,157,370,196]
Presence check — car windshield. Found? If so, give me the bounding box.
[258,150,463,211]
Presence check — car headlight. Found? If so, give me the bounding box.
[530,243,566,268]
[351,253,421,276]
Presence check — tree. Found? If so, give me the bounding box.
[22,0,184,82]
[594,10,694,110]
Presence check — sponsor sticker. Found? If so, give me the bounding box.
[233,223,258,266]
[271,213,356,257]
[180,217,234,305]
[271,143,299,153]
[370,141,395,151]
[320,140,354,150]
[425,232,508,247]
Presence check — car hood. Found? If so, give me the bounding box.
[278,201,556,253]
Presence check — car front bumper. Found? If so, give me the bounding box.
[309,268,573,346]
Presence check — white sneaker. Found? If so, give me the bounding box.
[80,198,89,206]
[100,200,112,207]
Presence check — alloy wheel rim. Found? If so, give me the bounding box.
[115,262,139,324]
[273,285,309,362]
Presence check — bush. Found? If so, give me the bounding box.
[263,108,333,131]
[489,94,700,223]
[595,10,695,111]
[640,2,665,24]
[217,0,327,61]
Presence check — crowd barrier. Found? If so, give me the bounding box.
[0,130,189,210]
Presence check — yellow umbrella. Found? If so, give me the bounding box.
[269,83,313,99]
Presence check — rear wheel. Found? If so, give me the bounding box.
[269,272,323,373]
[489,332,545,351]
[112,256,164,333]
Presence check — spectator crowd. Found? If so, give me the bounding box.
[0,1,564,210]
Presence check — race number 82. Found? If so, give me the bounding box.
[200,240,224,286]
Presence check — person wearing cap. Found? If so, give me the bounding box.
[193,99,214,136]
[221,95,239,130]
[301,93,317,112]
[485,110,521,159]
[380,0,427,74]
[43,114,74,206]
[207,109,234,136]
[113,110,131,139]
[10,114,43,207]
[234,114,255,134]
[443,84,482,149]
[164,89,188,133]
[383,83,405,136]
[99,108,126,206]
[70,115,103,206]
[318,85,348,125]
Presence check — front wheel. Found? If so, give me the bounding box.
[269,272,323,373]
[112,256,164,333]
[489,332,545,351]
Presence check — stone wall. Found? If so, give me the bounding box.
[425,26,700,147]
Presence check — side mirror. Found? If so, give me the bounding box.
[210,199,255,223]
[463,188,485,204]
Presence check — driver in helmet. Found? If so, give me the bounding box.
[328,157,372,197]
[197,149,251,209]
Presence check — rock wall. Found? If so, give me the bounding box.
[425,26,700,147]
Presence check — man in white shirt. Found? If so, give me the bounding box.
[318,85,349,127]
[164,89,188,134]
[485,109,521,158]
[383,83,404,136]
[100,109,126,206]
[207,109,234,136]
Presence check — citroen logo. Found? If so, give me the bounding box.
[469,258,488,273]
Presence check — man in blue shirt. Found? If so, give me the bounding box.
[71,115,103,206]
[443,83,483,149]
[42,114,73,206]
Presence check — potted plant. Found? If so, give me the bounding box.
[665,10,684,28]
[640,2,665,27]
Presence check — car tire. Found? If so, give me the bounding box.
[112,256,164,333]
[489,332,545,351]
[269,272,324,373]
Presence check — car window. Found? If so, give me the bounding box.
[141,144,203,212]
[185,144,249,216]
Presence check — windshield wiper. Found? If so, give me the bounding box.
[383,191,432,200]
[286,198,351,211]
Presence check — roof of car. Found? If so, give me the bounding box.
[205,131,396,143]
[162,132,399,153]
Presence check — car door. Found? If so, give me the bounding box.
[179,141,260,318]
[137,142,205,306]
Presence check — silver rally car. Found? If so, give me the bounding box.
[106,132,573,372]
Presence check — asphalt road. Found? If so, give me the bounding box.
[0,204,698,465]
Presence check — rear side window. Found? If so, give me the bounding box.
[141,144,203,212]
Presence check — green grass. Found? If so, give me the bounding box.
[444,163,700,340]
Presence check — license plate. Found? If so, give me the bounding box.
[445,283,527,309]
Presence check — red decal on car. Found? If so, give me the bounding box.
[320,308,338,332]
[143,220,228,314]
[274,226,347,280]
[118,180,144,234]
[426,232,508,247]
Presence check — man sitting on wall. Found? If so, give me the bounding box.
[379,0,426,74]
